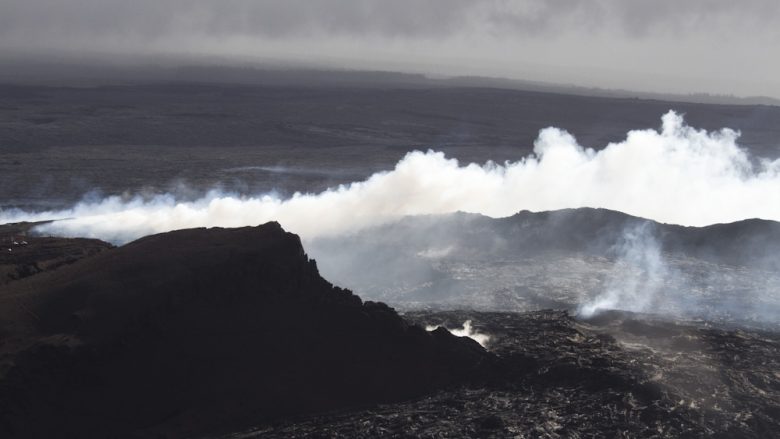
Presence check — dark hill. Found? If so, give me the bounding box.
[315,208,780,268]
[0,223,490,438]
[501,209,780,270]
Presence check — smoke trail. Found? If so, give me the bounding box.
[2,111,780,244]
[578,224,669,317]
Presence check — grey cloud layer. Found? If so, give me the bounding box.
[0,1,777,98]
[2,0,777,41]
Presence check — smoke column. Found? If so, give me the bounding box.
[578,223,669,317]
[2,111,780,244]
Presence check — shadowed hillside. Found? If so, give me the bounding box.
[0,223,490,438]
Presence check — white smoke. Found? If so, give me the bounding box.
[578,224,669,318]
[2,111,780,244]
[426,320,491,347]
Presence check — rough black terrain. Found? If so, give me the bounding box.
[225,310,780,438]
[0,223,489,438]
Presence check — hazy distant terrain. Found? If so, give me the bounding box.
[2,81,779,210]
[309,209,780,327]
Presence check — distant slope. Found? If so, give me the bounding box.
[498,209,780,269]
[1,57,777,106]
[308,209,780,320]
[315,207,780,270]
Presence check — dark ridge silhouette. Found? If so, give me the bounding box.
[476,208,780,268]
[321,207,780,268]
[503,208,780,269]
[0,223,490,438]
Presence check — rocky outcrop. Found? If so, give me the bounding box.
[0,222,112,286]
[0,223,490,438]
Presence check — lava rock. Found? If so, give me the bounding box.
[476,414,505,430]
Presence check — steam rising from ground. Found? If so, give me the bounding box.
[578,224,669,317]
[2,111,780,244]
[426,320,491,347]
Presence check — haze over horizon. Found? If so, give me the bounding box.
[1,0,779,99]
[6,112,780,244]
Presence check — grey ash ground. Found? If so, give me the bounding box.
[309,209,780,326]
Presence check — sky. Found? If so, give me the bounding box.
[0,0,778,98]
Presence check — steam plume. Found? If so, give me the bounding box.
[578,223,669,317]
[426,320,491,347]
[2,111,779,244]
